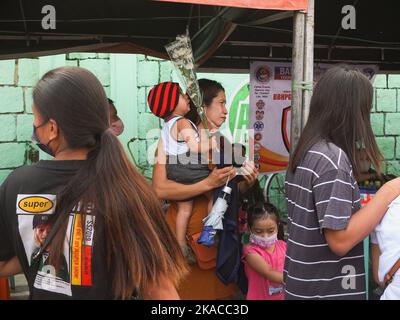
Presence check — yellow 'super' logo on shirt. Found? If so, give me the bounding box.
[18,196,53,213]
[16,194,56,214]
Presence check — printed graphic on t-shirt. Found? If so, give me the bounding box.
[16,194,95,297]
[69,213,94,287]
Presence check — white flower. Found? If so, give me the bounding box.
[165,31,209,131]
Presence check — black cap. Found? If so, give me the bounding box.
[32,214,51,229]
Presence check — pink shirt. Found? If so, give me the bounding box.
[242,240,286,300]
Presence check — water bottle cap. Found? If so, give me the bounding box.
[222,186,232,194]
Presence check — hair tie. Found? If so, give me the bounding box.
[101,128,113,137]
[94,128,112,145]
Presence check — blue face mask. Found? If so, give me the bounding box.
[31,121,55,157]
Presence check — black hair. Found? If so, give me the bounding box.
[289,64,383,179]
[185,98,200,125]
[241,179,265,211]
[185,79,225,126]
[247,202,284,240]
[198,78,225,106]
[32,66,187,299]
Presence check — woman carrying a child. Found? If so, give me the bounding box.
[152,79,259,299]
[147,81,216,259]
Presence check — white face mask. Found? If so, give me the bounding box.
[249,232,278,248]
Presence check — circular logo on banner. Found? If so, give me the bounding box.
[254,152,261,161]
[256,110,264,121]
[254,143,261,152]
[255,66,271,83]
[254,121,264,132]
[254,133,263,141]
[255,163,261,170]
[256,100,265,110]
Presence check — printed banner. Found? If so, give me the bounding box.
[249,61,378,174]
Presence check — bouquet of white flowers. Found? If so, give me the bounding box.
[165,30,209,132]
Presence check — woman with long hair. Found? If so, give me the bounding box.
[0,66,187,299]
[284,65,400,300]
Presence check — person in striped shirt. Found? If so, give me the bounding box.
[284,65,400,300]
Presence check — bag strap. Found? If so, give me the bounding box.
[31,214,68,261]
[384,258,400,287]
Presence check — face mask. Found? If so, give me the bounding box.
[111,119,124,136]
[31,124,55,157]
[250,232,278,249]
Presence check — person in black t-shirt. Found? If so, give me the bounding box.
[0,66,187,300]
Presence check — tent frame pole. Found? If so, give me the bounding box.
[302,0,314,129]
[290,10,305,153]
[290,0,315,153]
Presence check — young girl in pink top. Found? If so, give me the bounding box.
[242,203,286,300]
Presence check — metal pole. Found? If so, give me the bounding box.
[302,0,315,129]
[290,11,305,153]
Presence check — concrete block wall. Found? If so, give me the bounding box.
[0,54,112,184]
[134,55,174,178]
[0,59,37,182]
[2,53,400,185]
[371,74,400,176]
[65,53,111,97]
